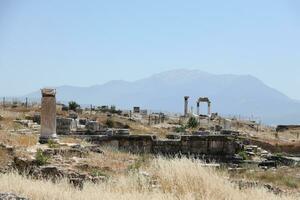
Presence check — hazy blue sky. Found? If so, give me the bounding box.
[0,0,300,98]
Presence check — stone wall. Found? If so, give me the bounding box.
[276,125,300,132]
[81,134,241,160]
[56,117,76,135]
[245,138,300,155]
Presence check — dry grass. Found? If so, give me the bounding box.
[231,166,300,191]
[0,110,38,147]
[0,149,11,167]
[59,136,82,144]
[0,157,298,200]
[79,146,139,175]
[0,131,37,147]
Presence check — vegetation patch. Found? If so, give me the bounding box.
[47,139,59,148]
[35,149,50,166]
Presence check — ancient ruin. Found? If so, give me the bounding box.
[81,134,241,161]
[39,88,58,144]
[197,97,211,116]
[0,87,299,200]
[184,96,189,117]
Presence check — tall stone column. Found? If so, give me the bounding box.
[39,88,58,144]
[208,102,211,116]
[184,96,189,117]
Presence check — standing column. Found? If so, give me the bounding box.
[184,96,189,117]
[25,97,28,108]
[208,102,211,116]
[39,88,58,144]
[196,101,200,115]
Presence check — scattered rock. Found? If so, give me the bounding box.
[32,165,64,181]
[69,178,84,189]
[0,143,14,155]
[233,180,283,195]
[267,155,300,166]
[43,148,88,158]
[258,160,277,169]
[13,156,37,173]
[0,193,29,200]
[84,146,104,154]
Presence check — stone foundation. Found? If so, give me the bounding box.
[76,134,241,161]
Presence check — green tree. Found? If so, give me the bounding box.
[187,116,199,128]
[68,101,80,111]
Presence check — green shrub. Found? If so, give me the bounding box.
[35,149,49,166]
[238,150,249,160]
[68,101,80,111]
[186,117,199,128]
[175,126,186,133]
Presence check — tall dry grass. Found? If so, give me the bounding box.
[0,131,37,147]
[0,157,297,200]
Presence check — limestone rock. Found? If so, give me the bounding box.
[0,193,29,200]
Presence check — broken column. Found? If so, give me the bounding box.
[184,96,189,117]
[39,88,58,144]
[208,101,211,116]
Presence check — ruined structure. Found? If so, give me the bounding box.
[276,125,300,132]
[184,96,189,117]
[75,134,241,161]
[56,117,76,135]
[86,121,100,132]
[133,106,140,113]
[197,97,211,116]
[39,88,58,143]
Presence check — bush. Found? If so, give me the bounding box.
[35,149,49,166]
[175,126,186,133]
[186,116,199,128]
[238,150,249,160]
[106,119,115,128]
[68,101,80,111]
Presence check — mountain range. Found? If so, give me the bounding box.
[26,69,300,125]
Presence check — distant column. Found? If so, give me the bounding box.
[196,101,200,115]
[39,88,58,144]
[148,115,151,125]
[208,102,211,116]
[25,97,28,108]
[184,96,189,117]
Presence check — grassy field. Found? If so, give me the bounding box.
[0,157,298,200]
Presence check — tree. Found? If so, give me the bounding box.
[187,116,199,128]
[68,101,80,111]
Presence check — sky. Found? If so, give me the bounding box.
[0,0,300,98]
